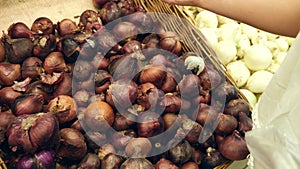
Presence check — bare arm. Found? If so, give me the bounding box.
[162,0,300,37]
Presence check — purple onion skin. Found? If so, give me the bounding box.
[17,149,55,169]
[35,149,56,168]
[17,156,34,169]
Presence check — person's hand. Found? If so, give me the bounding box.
[161,0,201,7]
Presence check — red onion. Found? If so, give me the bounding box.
[21,57,43,80]
[215,113,238,135]
[238,111,253,132]
[136,83,161,111]
[108,55,142,81]
[35,149,55,168]
[198,66,222,90]
[95,70,113,94]
[201,147,227,168]
[31,17,54,35]
[4,37,34,64]
[78,153,101,169]
[57,18,78,37]
[91,53,109,70]
[98,143,116,160]
[142,34,160,58]
[0,62,21,86]
[224,98,250,117]
[17,155,35,169]
[112,112,136,131]
[117,0,137,16]
[57,128,87,161]
[139,64,167,88]
[160,73,177,93]
[0,87,22,107]
[12,94,44,116]
[183,119,203,144]
[25,81,53,103]
[122,40,142,54]
[106,79,138,109]
[95,28,121,53]
[125,137,152,157]
[0,110,16,143]
[33,34,57,60]
[127,11,154,32]
[59,37,79,63]
[213,81,238,102]
[53,73,72,97]
[46,95,77,124]
[85,131,107,150]
[155,158,179,169]
[168,140,192,165]
[101,153,124,169]
[158,31,182,55]
[112,21,138,42]
[43,51,68,74]
[111,129,136,150]
[6,113,59,153]
[137,111,164,138]
[79,10,103,33]
[7,22,34,39]
[73,59,94,81]
[121,158,154,169]
[159,94,182,114]
[178,74,200,98]
[84,101,115,132]
[100,2,122,24]
[218,130,250,160]
[181,162,199,169]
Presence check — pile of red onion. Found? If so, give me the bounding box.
[0,0,253,168]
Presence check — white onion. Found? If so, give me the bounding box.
[226,61,250,87]
[243,44,272,71]
[200,28,218,49]
[240,88,257,108]
[218,22,242,43]
[275,37,289,52]
[215,40,237,65]
[246,70,273,93]
[195,10,218,28]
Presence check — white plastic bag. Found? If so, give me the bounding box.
[245,32,300,169]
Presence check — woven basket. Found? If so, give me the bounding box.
[133,0,251,168]
[0,158,6,169]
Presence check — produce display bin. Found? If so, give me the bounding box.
[0,0,252,168]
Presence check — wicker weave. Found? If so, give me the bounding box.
[133,0,253,168]
[0,157,7,169]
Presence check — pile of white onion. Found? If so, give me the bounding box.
[183,6,296,108]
